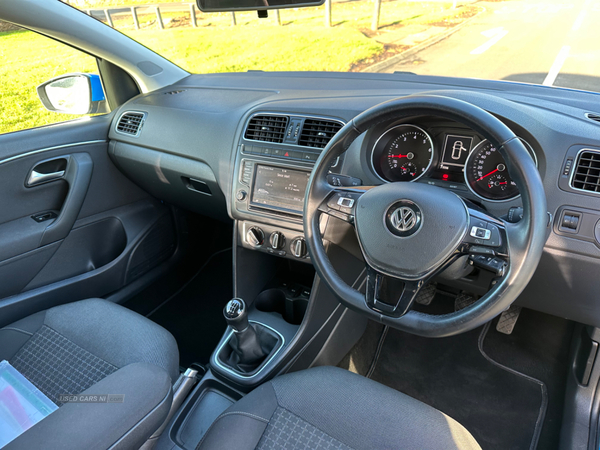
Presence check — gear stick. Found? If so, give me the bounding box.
[223,298,267,372]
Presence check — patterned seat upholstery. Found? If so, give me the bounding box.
[196,366,481,450]
[0,298,179,450]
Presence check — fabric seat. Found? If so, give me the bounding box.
[197,366,481,450]
[0,298,179,449]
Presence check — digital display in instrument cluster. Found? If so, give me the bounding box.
[439,134,474,170]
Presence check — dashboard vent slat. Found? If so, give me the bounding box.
[116,112,145,136]
[572,150,600,192]
[298,119,343,149]
[585,113,600,123]
[245,115,289,143]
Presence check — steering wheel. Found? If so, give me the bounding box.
[304,95,547,337]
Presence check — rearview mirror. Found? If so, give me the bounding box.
[37,73,108,115]
[197,0,324,13]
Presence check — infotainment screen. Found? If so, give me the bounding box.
[251,165,311,214]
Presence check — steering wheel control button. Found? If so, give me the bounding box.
[386,201,422,237]
[337,197,355,208]
[464,217,502,247]
[325,191,361,219]
[487,225,502,247]
[246,226,264,247]
[291,237,308,258]
[470,226,491,240]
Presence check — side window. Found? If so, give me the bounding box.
[0,23,108,135]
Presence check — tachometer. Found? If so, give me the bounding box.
[464,139,536,201]
[372,125,434,182]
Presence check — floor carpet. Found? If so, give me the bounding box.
[341,307,573,450]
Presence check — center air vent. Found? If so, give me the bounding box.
[245,115,289,143]
[571,150,600,192]
[298,119,343,149]
[116,112,145,136]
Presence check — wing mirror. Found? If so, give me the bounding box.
[37,73,109,115]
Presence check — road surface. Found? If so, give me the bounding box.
[382,0,600,94]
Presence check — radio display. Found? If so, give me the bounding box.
[251,165,310,214]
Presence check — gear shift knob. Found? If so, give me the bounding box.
[223,298,249,333]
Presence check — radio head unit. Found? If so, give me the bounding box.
[250,165,310,215]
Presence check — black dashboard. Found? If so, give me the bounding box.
[106,71,600,328]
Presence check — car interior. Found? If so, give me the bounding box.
[2,0,600,449]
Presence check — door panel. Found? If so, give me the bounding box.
[0,116,179,323]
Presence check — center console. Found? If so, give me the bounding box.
[232,112,347,261]
[153,112,370,450]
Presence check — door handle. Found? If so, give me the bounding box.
[39,153,93,246]
[27,169,66,187]
[26,157,68,188]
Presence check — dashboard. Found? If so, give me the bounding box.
[106,71,600,329]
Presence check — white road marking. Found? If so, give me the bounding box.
[470,27,509,55]
[543,46,571,86]
[572,9,587,31]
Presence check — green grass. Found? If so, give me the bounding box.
[0,30,97,134]
[1,1,475,134]
[125,26,381,73]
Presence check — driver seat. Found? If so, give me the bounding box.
[197,365,481,449]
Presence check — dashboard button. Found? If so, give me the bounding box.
[302,152,318,162]
[246,227,264,247]
[291,237,308,258]
[236,190,247,201]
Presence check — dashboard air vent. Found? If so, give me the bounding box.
[572,150,600,192]
[116,112,145,136]
[245,115,289,143]
[585,113,600,123]
[298,118,343,149]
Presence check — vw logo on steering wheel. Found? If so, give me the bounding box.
[391,206,417,231]
[386,202,422,237]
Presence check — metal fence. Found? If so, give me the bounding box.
[85,0,399,31]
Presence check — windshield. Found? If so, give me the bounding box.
[67,0,596,93]
[9,0,594,97]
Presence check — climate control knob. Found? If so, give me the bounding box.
[291,237,308,258]
[246,227,264,247]
[269,231,285,250]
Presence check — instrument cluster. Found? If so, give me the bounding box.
[370,122,537,202]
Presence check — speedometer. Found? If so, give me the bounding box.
[464,139,536,201]
[372,125,434,182]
